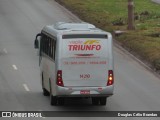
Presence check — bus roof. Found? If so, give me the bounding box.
[42,22,111,38]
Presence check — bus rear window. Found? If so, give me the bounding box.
[62,34,108,39]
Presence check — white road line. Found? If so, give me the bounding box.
[3,48,8,54]
[12,65,18,70]
[23,84,30,92]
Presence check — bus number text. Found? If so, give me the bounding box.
[80,74,90,79]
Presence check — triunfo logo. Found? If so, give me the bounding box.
[68,40,101,51]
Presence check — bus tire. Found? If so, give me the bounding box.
[58,98,65,105]
[43,88,49,96]
[49,80,57,106]
[100,97,107,105]
[92,97,99,105]
[42,75,49,96]
[50,95,57,106]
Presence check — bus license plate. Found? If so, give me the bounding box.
[80,90,90,94]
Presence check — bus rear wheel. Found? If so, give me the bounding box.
[92,98,99,105]
[50,95,57,106]
[49,81,57,106]
[43,88,49,96]
[42,75,49,96]
[58,98,65,105]
[99,97,107,105]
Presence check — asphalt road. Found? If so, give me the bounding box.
[0,0,160,120]
[152,0,160,4]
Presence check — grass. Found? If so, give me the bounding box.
[57,0,160,71]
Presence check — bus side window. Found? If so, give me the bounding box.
[42,35,46,54]
[50,39,53,58]
[53,40,56,61]
[48,38,52,59]
[40,33,56,61]
[45,36,49,55]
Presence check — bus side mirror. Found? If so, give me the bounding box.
[34,33,41,49]
[34,39,39,49]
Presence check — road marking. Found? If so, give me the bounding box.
[23,84,30,92]
[12,65,18,70]
[3,48,8,54]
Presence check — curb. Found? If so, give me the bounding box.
[113,38,160,78]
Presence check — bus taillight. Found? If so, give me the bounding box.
[56,70,64,86]
[107,70,114,86]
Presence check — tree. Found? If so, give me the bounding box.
[127,0,135,30]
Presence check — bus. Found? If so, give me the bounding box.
[34,22,114,106]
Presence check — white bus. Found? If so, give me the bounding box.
[34,22,114,106]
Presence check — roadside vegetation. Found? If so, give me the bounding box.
[57,0,160,71]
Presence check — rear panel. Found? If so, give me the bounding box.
[61,34,110,87]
